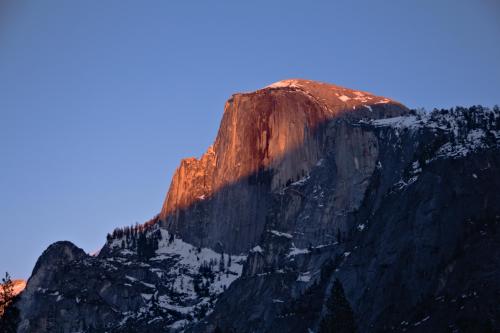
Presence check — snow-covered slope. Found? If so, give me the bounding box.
[104,227,247,331]
[17,226,246,332]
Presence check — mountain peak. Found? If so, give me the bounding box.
[263,78,398,110]
[265,78,310,88]
[266,78,340,89]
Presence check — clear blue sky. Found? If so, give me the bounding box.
[1,1,499,279]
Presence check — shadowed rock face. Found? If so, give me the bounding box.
[159,79,408,253]
[14,232,248,333]
[17,242,88,333]
[191,107,500,333]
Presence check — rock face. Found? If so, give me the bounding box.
[17,242,87,332]
[159,79,408,253]
[193,108,500,333]
[12,80,500,333]
[11,281,26,298]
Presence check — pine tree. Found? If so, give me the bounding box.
[0,272,13,317]
[319,279,357,333]
[0,272,19,333]
[137,231,148,259]
[219,252,225,272]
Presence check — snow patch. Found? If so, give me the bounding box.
[141,293,153,301]
[371,116,421,129]
[287,245,310,257]
[266,79,303,89]
[338,95,351,102]
[125,275,138,282]
[297,271,311,282]
[251,245,264,253]
[291,175,310,186]
[153,228,246,307]
[269,230,293,239]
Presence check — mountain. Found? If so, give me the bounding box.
[159,79,408,253]
[10,80,500,333]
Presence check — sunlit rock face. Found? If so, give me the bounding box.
[159,79,408,253]
[11,280,26,297]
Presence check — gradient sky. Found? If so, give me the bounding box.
[1,0,499,279]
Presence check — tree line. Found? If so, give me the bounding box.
[106,222,162,260]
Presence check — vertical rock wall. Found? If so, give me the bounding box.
[159,80,408,253]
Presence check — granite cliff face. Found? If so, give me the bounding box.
[10,80,500,332]
[195,108,500,332]
[159,79,408,253]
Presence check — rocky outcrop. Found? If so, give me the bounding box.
[17,242,87,332]
[159,79,408,253]
[15,230,247,333]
